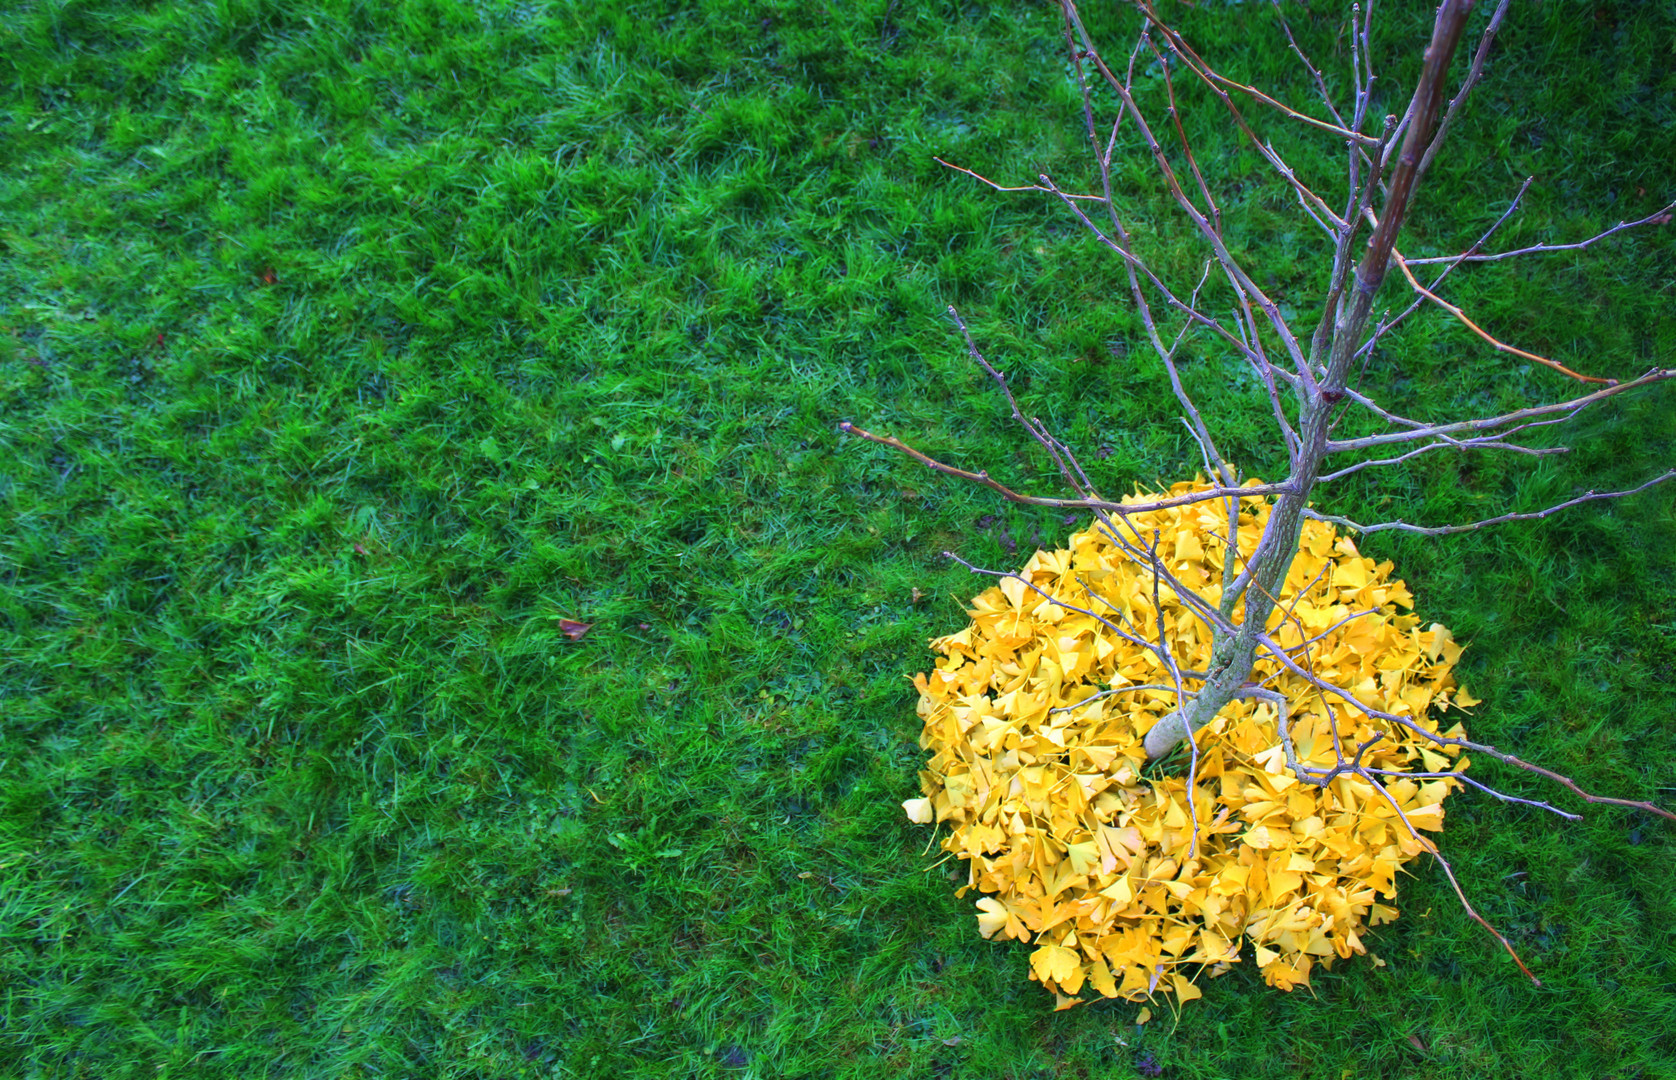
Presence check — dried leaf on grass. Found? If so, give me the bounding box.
[909,478,1473,1003]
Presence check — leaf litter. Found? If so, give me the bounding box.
[908,479,1476,1004]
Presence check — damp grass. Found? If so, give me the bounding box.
[1,1,1673,1077]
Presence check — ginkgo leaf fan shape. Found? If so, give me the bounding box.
[908,478,1475,1003]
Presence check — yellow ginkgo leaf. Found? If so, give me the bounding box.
[1029,944,1083,989]
[903,798,933,824]
[1065,840,1101,878]
[1087,956,1119,999]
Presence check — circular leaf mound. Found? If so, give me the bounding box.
[907,479,1475,1003]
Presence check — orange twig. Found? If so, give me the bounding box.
[1367,773,1540,986]
[1394,256,1615,385]
[837,421,1289,515]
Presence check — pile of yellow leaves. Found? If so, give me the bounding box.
[905,479,1476,1005]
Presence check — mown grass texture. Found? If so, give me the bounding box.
[1,1,1673,1077]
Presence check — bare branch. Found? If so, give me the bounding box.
[1357,768,1580,821]
[1326,368,1676,452]
[841,421,1294,514]
[1354,176,1535,358]
[1278,606,1382,657]
[1252,631,1676,826]
[1365,779,1541,985]
[1401,199,1676,265]
[1131,0,1382,147]
[947,306,1102,501]
[1049,684,1182,716]
[1147,30,1224,237]
[1351,0,1373,131]
[1304,470,1676,536]
[932,157,1107,202]
[1393,255,1615,385]
[1414,0,1511,183]
[941,551,1169,661]
[1317,438,1565,484]
[1268,0,1348,130]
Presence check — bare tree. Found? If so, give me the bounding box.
[843,0,1673,980]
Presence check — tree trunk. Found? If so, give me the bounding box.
[1143,0,1477,761]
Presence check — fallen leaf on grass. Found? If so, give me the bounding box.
[903,797,934,824]
[560,619,592,641]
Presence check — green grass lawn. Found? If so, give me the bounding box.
[2,1,1673,1077]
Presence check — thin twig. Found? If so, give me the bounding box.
[1357,768,1580,820]
[1355,176,1529,358]
[1325,368,1676,452]
[1252,631,1676,826]
[1049,684,1183,715]
[1401,199,1675,265]
[1317,437,1565,484]
[943,550,1185,664]
[948,306,1099,500]
[1306,470,1676,536]
[838,421,1291,514]
[932,157,1107,202]
[1148,30,1223,237]
[1269,0,1348,130]
[1365,779,1541,985]
[1393,256,1614,385]
[1131,0,1382,147]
